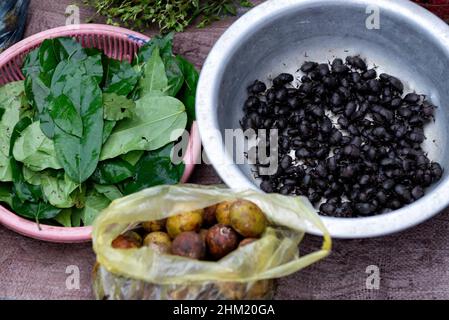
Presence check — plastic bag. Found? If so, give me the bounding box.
[0,0,30,53]
[92,184,331,300]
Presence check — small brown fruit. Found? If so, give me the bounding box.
[230,200,267,237]
[239,238,257,247]
[111,231,142,249]
[143,231,172,254]
[172,231,206,259]
[206,224,239,260]
[142,219,166,232]
[203,204,218,226]
[166,210,203,238]
[216,201,233,225]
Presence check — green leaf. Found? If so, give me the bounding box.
[25,76,54,138]
[100,95,187,160]
[91,158,134,185]
[22,48,40,78]
[135,33,175,66]
[52,76,104,183]
[123,144,185,195]
[23,168,79,208]
[80,188,111,226]
[94,184,123,201]
[53,37,87,61]
[139,47,168,94]
[7,117,60,222]
[24,38,95,139]
[71,207,83,227]
[51,54,104,98]
[0,183,13,206]
[40,174,79,209]
[240,0,254,8]
[11,196,61,221]
[135,33,183,96]
[0,81,25,103]
[103,93,135,121]
[0,81,25,182]
[9,118,43,203]
[120,150,144,166]
[81,54,104,85]
[163,56,184,96]
[12,121,61,171]
[176,55,199,127]
[38,39,61,86]
[49,95,83,138]
[102,120,116,144]
[54,208,72,227]
[223,3,237,15]
[103,57,139,96]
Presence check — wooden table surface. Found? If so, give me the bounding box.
[1,0,449,300]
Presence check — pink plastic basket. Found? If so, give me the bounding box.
[0,24,201,243]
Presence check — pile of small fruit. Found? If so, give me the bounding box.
[111,199,268,261]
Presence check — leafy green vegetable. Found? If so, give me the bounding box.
[136,33,183,97]
[121,150,144,166]
[9,117,43,203]
[103,93,135,121]
[54,209,73,227]
[102,120,116,144]
[51,54,104,97]
[11,197,61,222]
[52,76,104,183]
[13,121,61,171]
[0,81,26,181]
[163,55,184,97]
[100,95,187,160]
[23,168,79,208]
[91,158,134,185]
[42,38,87,66]
[0,35,192,227]
[176,55,199,127]
[139,47,168,94]
[26,76,53,137]
[23,38,96,139]
[135,33,174,66]
[71,207,83,227]
[37,40,62,86]
[49,95,84,138]
[8,117,62,221]
[39,173,79,208]
[22,48,40,78]
[94,184,123,201]
[123,143,185,195]
[84,0,253,32]
[103,57,139,96]
[80,188,110,225]
[0,183,12,206]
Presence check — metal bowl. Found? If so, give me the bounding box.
[196,0,449,238]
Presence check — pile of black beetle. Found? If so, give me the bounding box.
[240,56,443,217]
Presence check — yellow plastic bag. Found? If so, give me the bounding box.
[92,184,331,300]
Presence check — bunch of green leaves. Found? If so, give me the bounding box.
[83,0,253,32]
[0,33,198,227]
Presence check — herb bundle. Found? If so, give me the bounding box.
[83,0,253,32]
[0,33,198,227]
